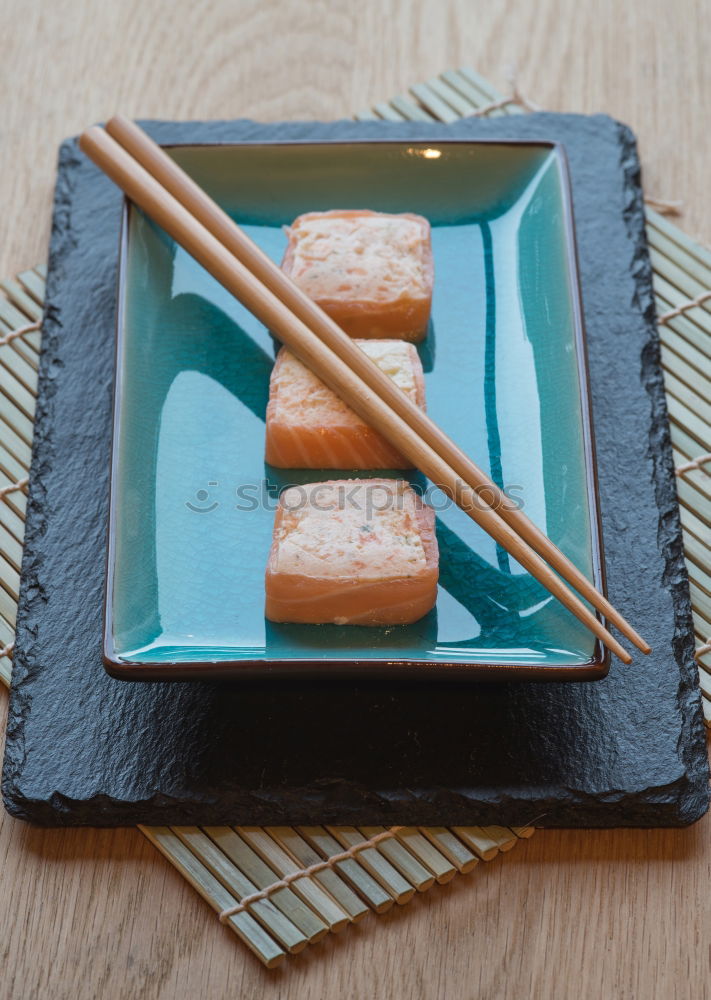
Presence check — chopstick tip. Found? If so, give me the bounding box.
[625,629,651,655]
[605,632,632,665]
[106,112,131,134]
[78,124,103,155]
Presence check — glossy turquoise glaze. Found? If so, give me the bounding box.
[107,140,604,676]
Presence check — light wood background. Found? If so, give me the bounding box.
[1,1,710,997]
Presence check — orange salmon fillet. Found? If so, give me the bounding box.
[265,339,426,469]
[281,209,434,342]
[265,479,439,626]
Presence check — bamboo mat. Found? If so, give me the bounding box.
[0,67,709,967]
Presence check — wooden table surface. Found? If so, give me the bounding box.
[1,1,710,997]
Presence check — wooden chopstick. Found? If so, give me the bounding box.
[102,116,649,657]
[78,123,634,663]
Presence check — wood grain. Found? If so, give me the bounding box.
[1,0,710,997]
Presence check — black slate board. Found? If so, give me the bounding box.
[2,114,709,827]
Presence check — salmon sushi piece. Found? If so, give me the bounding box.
[265,339,426,469]
[281,209,434,341]
[265,479,439,626]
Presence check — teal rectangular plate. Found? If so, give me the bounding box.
[105,139,608,680]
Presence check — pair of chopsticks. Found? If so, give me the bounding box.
[79,117,650,664]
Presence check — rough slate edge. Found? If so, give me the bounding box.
[2,113,708,828]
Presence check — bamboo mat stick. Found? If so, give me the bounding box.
[675,433,711,473]
[656,287,711,336]
[0,296,37,332]
[0,540,22,580]
[1,347,36,394]
[358,827,436,892]
[656,303,711,359]
[0,397,34,448]
[389,95,436,122]
[0,649,12,691]
[679,432,711,471]
[684,537,711,585]
[440,70,511,117]
[325,827,416,904]
[479,826,528,852]
[0,465,27,498]
[0,471,28,518]
[0,331,37,386]
[1,560,19,603]
[458,67,522,112]
[662,332,711,384]
[679,505,711,548]
[647,206,711,263]
[671,397,711,448]
[100,115,647,659]
[0,580,18,622]
[235,827,350,932]
[664,372,711,426]
[172,827,309,953]
[684,520,711,562]
[0,501,29,546]
[13,270,45,305]
[409,82,461,123]
[451,827,502,861]
[79,125,635,665]
[422,76,479,117]
[440,69,490,103]
[472,826,519,853]
[0,280,42,321]
[203,827,329,942]
[4,333,39,374]
[649,248,711,326]
[691,582,711,625]
[0,508,25,561]
[648,218,711,286]
[419,828,479,873]
[372,101,406,122]
[684,531,711,574]
[2,528,22,573]
[139,826,285,968]
[353,109,379,122]
[661,337,711,388]
[699,617,711,641]
[393,827,457,884]
[661,317,708,369]
[0,364,35,420]
[0,330,37,379]
[654,274,711,339]
[0,333,38,364]
[683,541,711,587]
[676,481,710,529]
[266,827,370,923]
[649,248,711,312]
[297,827,395,913]
[663,369,710,426]
[669,399,711,454]
[0,441,26,481]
